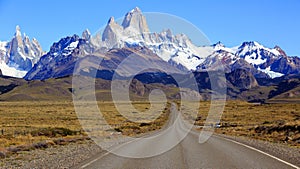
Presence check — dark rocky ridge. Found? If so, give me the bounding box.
[226,69,258,90]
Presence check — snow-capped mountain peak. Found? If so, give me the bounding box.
[121,7,149,33]
[238,41,281,57]
[24,34,86,80]
[0,25,44,78]
[95,7,213,71]
[50,35,80,57]
[82,29,91,41]
[130,6,142,13]
[212,41,225,48]
[198,40,300,79]
[91,7,300,77]
[15,25,22,37]
[211,41,237,54]
[235,41,281,67]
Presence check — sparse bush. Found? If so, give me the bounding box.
[32,141,48,149]
[195,116,202,121]
[7,145,32,153]
[122,126,140,130]
[53,138,67,145]
[0,151,6,158]
[140,123,151,127]
[114,128,122,132]
[30,127,77,137]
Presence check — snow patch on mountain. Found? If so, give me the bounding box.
[0,61,27,77]
[63,40,79,56]
[258,66,284,78]
[0,41,7,51]
[244,52,266,65]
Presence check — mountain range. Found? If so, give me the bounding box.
[0,7,300,102]
[1,7,299,80]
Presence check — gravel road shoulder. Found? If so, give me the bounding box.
[1,134,299,168]
[0,139,103,169]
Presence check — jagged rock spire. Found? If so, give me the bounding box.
[121,7,149,33]
[15,25,21,36]
[82,29,91,41]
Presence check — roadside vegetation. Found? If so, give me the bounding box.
[190,101,300,147]
[0,101,170,158]
[0,99,299,159]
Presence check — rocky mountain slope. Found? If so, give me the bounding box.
[24,33,183,80]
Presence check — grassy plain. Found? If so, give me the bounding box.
[0,101,170,149]
[0,101,80,148]
[0,100,299,150]
[190,101,300,147]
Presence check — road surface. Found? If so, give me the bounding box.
[75,104,299,169]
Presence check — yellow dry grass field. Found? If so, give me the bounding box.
[0,101,170,149]
[189,101,300,147]
[0,101,80,148]
[0,100,299,150]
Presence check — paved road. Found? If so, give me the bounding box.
[75,104,299,169]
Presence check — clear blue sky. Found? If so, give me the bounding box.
[0,0,299,56]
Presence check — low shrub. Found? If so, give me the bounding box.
[30,127,78,137]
